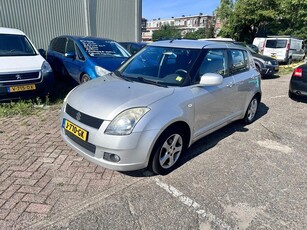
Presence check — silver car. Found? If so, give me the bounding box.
[60,39,261,175]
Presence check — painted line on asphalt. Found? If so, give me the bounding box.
[271,95,287,99]
[155,178,232,230]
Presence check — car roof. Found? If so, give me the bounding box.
[0,27,26,35]
[147,39,246,50]
[54,35,114,42]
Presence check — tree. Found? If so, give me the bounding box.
[184,26,215,40]
[152,25,181,41]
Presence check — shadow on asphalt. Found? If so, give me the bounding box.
[122,102,269,177]
[289,95,307,103]
[261,74,280,80]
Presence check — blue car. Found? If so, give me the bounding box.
[47,36,130,83]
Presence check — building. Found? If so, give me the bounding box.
[0,0,142,49]
[142,14,214,41]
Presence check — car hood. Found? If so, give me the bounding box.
[0,55,43,73]
[91,56,128,72]
[67,74,175,120]
[252,53,276,62]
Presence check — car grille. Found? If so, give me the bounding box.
[66,104,104,129]
[0,71,41,85]
[65,130,96,155]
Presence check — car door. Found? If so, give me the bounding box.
[63,39,84,82]
[191,49,238,139]
[229,48,259,114]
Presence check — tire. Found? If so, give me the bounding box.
[243,96,259,125]
[80,74,90,83]
[287,57,292,65]
[151,127,186,175]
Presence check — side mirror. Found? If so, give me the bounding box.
[38,49,46,59]
[65,52,76,59]
[199,73,223,86]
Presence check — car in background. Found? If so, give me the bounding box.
[289,63,307,99]
[0,27,54,101]
[247,44,259,53]
[47,36,130,83]
[60,39,261,175]
[119,42,147,55]
[263,36,305,64]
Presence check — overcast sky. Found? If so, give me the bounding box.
[142,0,220,20]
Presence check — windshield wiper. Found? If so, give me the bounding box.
[113,70,133,82]
[137,76,168,88]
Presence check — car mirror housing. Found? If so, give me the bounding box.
[65,52,76,59]
[199,73,223,86]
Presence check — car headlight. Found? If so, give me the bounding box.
[105,107,150,135]
[95,66,110,77]
[41,61,52,74]
[264,61,272,65]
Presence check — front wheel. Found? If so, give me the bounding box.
[151,128,186,175]
[243,97,259,124]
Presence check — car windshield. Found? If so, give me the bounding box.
[117,46,201,87]
[265,39,287,48]
[79,39,130,58]
[0,34,36,56]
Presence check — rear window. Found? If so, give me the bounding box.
[0,34,36,56]
[265,39,287,48]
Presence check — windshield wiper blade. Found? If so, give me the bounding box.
[113,70,133,82]
[137,77,168,88]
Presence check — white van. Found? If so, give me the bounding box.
[252,37,266,53]
[0,27,54,101]
[262,36,305,64]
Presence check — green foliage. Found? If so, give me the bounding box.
[184,26,215,40]
[152,25,182,41]
[0,100,35,117]
[217,0,307,42]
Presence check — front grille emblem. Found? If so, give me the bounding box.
[76,112,81,121]
[16,74,21,80]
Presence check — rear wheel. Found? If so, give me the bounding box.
[80,74,90,83]
[243,96,259,124]
[151,128,186,175]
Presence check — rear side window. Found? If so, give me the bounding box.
[53,38,66,54]
[229,49,249,75]
[66,39,75,54]
[266,39,287,48]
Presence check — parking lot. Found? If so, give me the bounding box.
[0,73,306,229]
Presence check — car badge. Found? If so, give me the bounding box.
[76,112,81,121]
[16,74,21,80]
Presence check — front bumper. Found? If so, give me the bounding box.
[261,65,279,76]
[0,72,54,101]
[60,107,160,171]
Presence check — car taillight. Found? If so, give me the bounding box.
[293,68,303,77]
[286,43,290,51]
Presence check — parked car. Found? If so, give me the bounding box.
[263,36,305,64]
[247,44,259,53]
[47,36,130,83]
[201,39,279,78]
[0,27,54,101]
[119,42,147,55]
[289,64,307,99]
[60,39,261,175]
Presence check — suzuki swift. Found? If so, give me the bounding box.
[60,39,261,175]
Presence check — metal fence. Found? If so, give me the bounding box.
[0,0,141,49]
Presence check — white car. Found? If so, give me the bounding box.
[0,27,54,101]
[60,39,261,175]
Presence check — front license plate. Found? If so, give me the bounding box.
[8,84,36,93]
[63,119,88,141]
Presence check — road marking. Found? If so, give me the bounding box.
[155,178,232,230]
[271,95,287,99]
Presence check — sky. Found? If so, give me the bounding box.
[142,0,220,20]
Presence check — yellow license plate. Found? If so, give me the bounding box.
[8,84,36,93]
[63,119,88,141]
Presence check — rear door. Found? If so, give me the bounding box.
[263,38,288,61]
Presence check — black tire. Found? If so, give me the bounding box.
[151,127,186,175]
[242,96,259,125]
[287,57,292,65]
[80,74,90,83]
